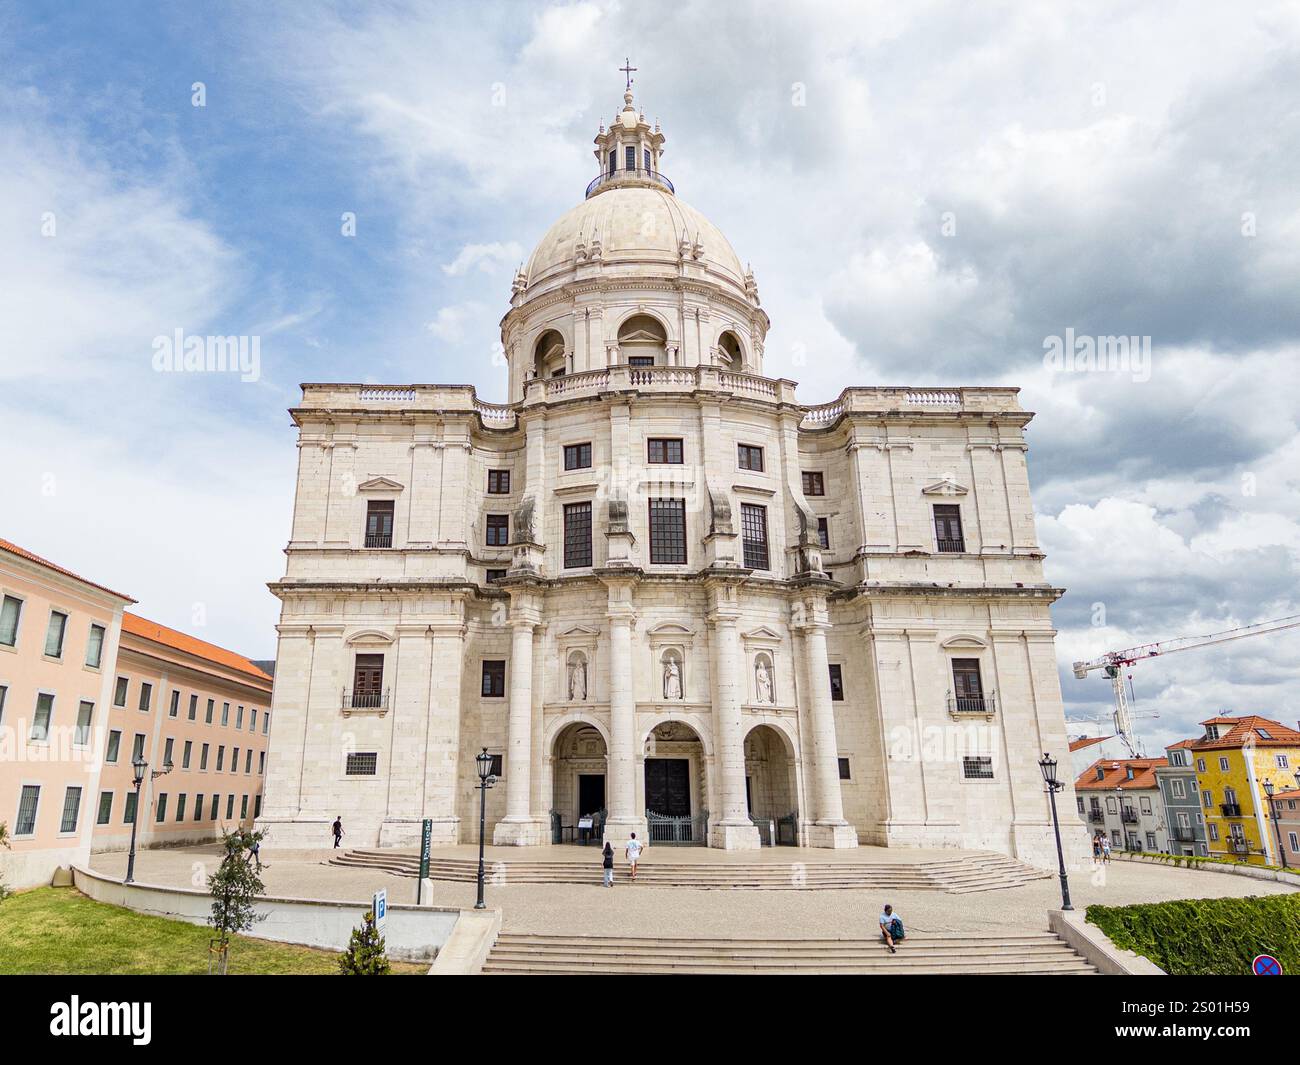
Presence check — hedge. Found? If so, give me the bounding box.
[1087,894,1300,975]
[1117,851,1288,874]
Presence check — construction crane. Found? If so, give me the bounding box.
[1072,614,1300,758]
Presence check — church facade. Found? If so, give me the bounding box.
[257,86,1086,865]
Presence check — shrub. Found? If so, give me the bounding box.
[1087,894,1300,975]
[338,910,392,975]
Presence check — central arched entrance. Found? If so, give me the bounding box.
[550,721,607,844]
[642,720,709,845]
[744,723,799,845]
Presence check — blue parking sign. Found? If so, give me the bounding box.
[373,888,388,933]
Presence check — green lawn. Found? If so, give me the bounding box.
[0,887,427,975]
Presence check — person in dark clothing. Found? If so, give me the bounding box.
[601,841,615,887]
[332,817,344,848]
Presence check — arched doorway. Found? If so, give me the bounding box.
[550,722,607,844]
[643,720,708,844]
[617,314,667,366]
[744,724,798,845]
[717,329,744,372]
[533,329,567,379]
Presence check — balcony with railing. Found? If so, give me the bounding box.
[364,533,393,549]
[1220,802,1243,817]
[946,690,996,717]
[585,166,675,198]
[341,688,389,716]
[1228,839,1251,855]
[1087,808,1105,824]
[1170,826,1196,842]
[936,538,967,553]
[1121,808,1139,825]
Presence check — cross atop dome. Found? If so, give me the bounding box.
[587,65,672,199]
[620,57,636,91]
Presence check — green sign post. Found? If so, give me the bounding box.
[416,818,433,904]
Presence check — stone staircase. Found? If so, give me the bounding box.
[328,848,1049,893]
[481,932,1097,975]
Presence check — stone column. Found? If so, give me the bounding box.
[601,575,647,846]
[493,589,547,845]
[795,591,858,848]
[707,580,760,849]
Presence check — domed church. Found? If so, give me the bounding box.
[259,79,1084,865]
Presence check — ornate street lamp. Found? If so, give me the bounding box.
[124,753,173,884]
[1038,752,1073,911]
[1264,779,1289,869]
[474,748,498,910]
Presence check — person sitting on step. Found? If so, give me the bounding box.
[879,904,905,954]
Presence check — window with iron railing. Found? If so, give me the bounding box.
[649,498,686,564]
[948,659,991,713]
[933,504,965,552]
[741,503,769,570]
[564,502,593,568]
[365,500,394,548]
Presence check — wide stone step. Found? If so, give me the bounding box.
[486,945,1082,966]
[482,958,1097,975]
[493,934,1064,950]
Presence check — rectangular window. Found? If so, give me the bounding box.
[0,684,6,726]
[647,438,683,464]
[838,757,851,780]
[106,729,122,763]
[643,147,651,171]
[801,471,825,496]
[564,502,593,568]
[16,785,40,835]
[231,747,240,772]
[163,737,174,767]
[648,498,687,564]
[486,514,510,547]
[97,791,113,825]
[205,699,214,724]
[250,709,257,732]
[132,733,146,761]
[608,150,616,175]
[123,793,137,824]
[169,690,180,717]
[75,700,94,746]
[1208,823,1219,842]
[487,469,511,494]
[244,749,252,774]
[86,623,106,668]
[628,355,655,367]
[364,500,395,548]
[255,794,262,818]
[1291,832,1299,852]
[563,442,592,470]
[155,794,168,823]
[201,743,210,770]
[488,753,504,777]
[486,568,507,583]
[1197,758,1206,773]
[951,659,985,712]
[1171,778,1185,798]
[221,702,230,726]
[962,756,994,780]
[625,145,636,170]
[138,683,152,713]
[481,660,506,698]
[176,793,187,822]
[933,504,965,552]
[182,740,193,769]
[817,517,830,550]
[263,712,270,735]
[210,794,219,820]
[737,444,764,472]
[352,654,385,707]
[114,676,129,707]
[346,752,378,776]
[226,794,235,820]
[0,595,21,646]
[741,503,769,570]
[31,692,54,741]
[216,746,225,772]
[188,694,198,721]
[236,706,244,730]
[195,794,204,821]
[1219,757,1230,771]
[59,786,82,833]
[259,751,266,774]
[1278,754,1291,768]
[241,795,249,820]
[828,663,845,701]
[43,610,68,658]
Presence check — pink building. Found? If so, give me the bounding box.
[1267,787,1300,868]
[0,538,273,890]
[0,540,134,889]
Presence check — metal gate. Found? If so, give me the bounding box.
[752,810,799,846]
[647,808,708,845]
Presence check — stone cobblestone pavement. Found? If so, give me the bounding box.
[89,845,1297,939]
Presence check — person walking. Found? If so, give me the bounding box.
[331,816,344,849]
[601,841,615,887]
[625,833,642,881]
[879,904,905,954]
[1101,834,1112,864]
[248,837,263,871]
[1091,834,1102,865]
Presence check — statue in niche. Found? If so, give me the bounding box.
[567,656,587,701]
[756,658,774,704]
[663,656,683,700]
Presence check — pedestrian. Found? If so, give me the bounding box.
[1101,835,1111,864]
[625,832,642,881]
[332,816,344,849]
[248,837,263,871]
[879,904,905,954]
[1091,834,1102,864]
[602,841,615,887]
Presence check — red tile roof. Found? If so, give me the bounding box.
[1270,788,1300,802]
[0,538,135,603]
[1189,715,1300,750]
[122,612,272,685]
[1069,735,1113,753]
[1075,757,1167,791]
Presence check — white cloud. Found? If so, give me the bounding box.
[441,241,524,277]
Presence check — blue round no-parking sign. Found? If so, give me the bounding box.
[1253,954,1282,975]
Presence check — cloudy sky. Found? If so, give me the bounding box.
[3,0,1298,751]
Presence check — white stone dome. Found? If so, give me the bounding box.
[523,186,748,295]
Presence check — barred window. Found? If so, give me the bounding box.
[482,660,506,698]
[647,438,683,464]
[741,503,769,570]
[487,469,511,494]
[346,752,378,776]
[486,514,510,546]
[564,502,593,568]
[563,442,592,470]
[648,498,687,564]
[802,471,825,496]
[15,785,40,835]
[738,444,764,471]
[59,786,82,833]
[962,756,994,780]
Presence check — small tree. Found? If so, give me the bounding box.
[338,909,391,975]
[0,821,11,903]
[206,827,266,974]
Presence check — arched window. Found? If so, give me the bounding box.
[717,330,744,372]
[533,330,566,379]
[617,314,667,366]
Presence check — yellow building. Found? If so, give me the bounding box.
[1187,715,1300,865]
